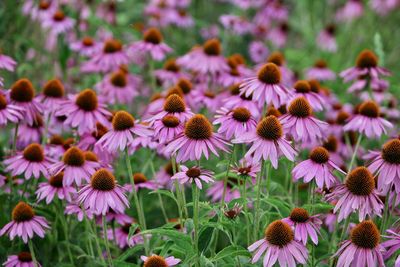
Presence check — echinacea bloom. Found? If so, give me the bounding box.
[382,229,400,265]
[343,100,392,139]
[368,139,400,194]
[107,222,143,248]
[155,58,188,87]
[248,220,308,267]
[129,27,172,61]
[213,107,257,140]
[22,0,58,21]
[166,114,230,162]
[340,49,391,82]
[65,202,94,222]
[0,202,50,243]
[249,41,269,64]
[326,167,384,222]
[282,208,322,245]
[3,252,40,267]
[0,51,17,72]
[223,84,260,118]
[153,114,184,144]
[280,97,328,143]
[49,146,99,186]
[223,203,243,219]
[177,39,229,76]
[171,165,214,189]
[55,89,111,135]
[36,172,76,204]
[36,78,65,112]
[148,94,193,124]
[292,146,344,189]
[232,156,261,179]
[8,78,43,126]
[140,255,181,267]
[70,36,101,57]
[0,93,24,125]
[291,80,326,111]
[4,143,53,179]
[335,0,364,22]
[83,39,129,73]
[125,173,159,191]
[78,168,129,215]
[306,59,336,81]
[334,221,385,267]
[41,10,75,35]
[317,24,337,52]
[233,115,297,168]
[240,62,293,108]
[97,110,153,152]
[206,178,241,203]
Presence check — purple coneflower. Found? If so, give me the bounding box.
[4,143,53,179]
[382,229,400,265]
[233,115,297,168]
[292,146,344,189]
[153,114,184,144]
[291,80,326,111]
[55,88,111,135]
[326,167,384,222]
[97,110,153,153]
[107,222,143,248]
[129,27,172,61]
[70,36,101,57]
[248,220,308,266]
[232,156,261,179]
[148,94,193,124]
[213,107,257,140]
[177,39,229,76]
[368,139,400,194]
[41,10,74,35]
[334,221,385,267]
[155,58,188,87]
[240,62,293,108]
[171,165,214,189]
[335,0,364,22]
[282,208,322,245]
[65,202,94,222]
[207,178,241,203]
[340,49,391,82]
[0,50,17,72]
[3,252,40,267]
[249,41,269,64]
[306,59,336,81]
[96,70,138,105]
[0,93,23,125]
[223,84,260,118]
[141,255,181,267]
[317,24,337,52]
[343,100,392,139]
[49,146,99,186]
[0,202,49,243]
[78,168,129,215]
[36,78,65,112]
[36,172,76,204]
[125,173,159,191]
[166,114,230,162]
[280,96,328,143]
[8,78,43,126]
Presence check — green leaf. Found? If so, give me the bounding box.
[117,245,144,261]
[140,228,194,253]
[212,245,251,262]
[262,197,291,217]
[149,190,178,206]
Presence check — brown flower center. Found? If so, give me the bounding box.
[75,89,98,111]
[265,220,294,247]
[43,79,64,98]
[257,63,281,84]
[82,36,94,47]
[63,147,85,166]
[110,71,127,87]
[381,139,400,164]
[186,167,201,178]
[10,78,35,102]
[184,114,213,140]
[266,107,282,117]
[308,79,321,93]
[256,115,283,140]
[93,122,108,140]
[103,39,122,53]
[49,135,64,145]
[144,255,168,267]
[356,50,378,68]
[164,59,180,72]
[289,208,310,223]
[164,94,186,113]
[351,221,380,249]
[18,252,32,262]
[323,135,338,152]
[336,111,350,125]
[91,169,116,191]
[232,107,251,122]
[84,151,99,162]
[203,39,221,56]
[39,0,50,9]
[166,86,184,98]
[288,97,312,118]
[345,167,375,196]
[53,10,65,21]
[49,172,64,188]
[133,173,147,184]
[0,94,7,110]
[164,162,175,176]
[310,146,330,164]
[12,202,34,222]
[267,51,284,66]
[23,143,44,162]
[162,115,180,128]
[359,101,379,118]
[314,59,327,69]
[294,80,311,93]
[112,110,134,131]
[325,24,336,35]
[229,84,240,95]
[177,78,192,94]
[143,27,163,44]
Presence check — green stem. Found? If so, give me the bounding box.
[149,158,169,224]
[171,156,185,225]
[380,191,391,233]
[241,178,250,246]
[28,240,38,267]
[12,123,19,152]
[348,134,362,171]
[58,201,74,264]
[192,184,200,267]
[41,112,52,146]
[338,217,351,245]
[102,216,114,267]
[253,160,265,241]
[220,144,236,208]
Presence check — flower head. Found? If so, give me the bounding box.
[172,165,214,189]
[140,254,181,267]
